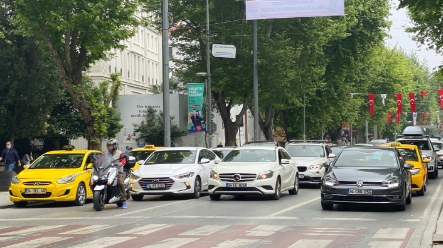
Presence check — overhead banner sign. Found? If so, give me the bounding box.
[212,44,237,58]
[246,0,345,20]
[187,83,206,133]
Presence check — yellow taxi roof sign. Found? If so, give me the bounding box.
[63,145,75,151]
[389,142,402,147]
[144,145,155,149]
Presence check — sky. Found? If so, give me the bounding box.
[386,0,443,71]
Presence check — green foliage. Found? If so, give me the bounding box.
[134,107,187,146]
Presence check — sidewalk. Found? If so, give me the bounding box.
[0,192,12,207]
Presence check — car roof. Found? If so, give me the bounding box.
[211,147,236,150]
[235,146,277,151]
[287,143,324,146]
[45,150,100,155]
[131,147,165,152]
[152,147,201,151]
[377,143,418,150]
[342,146,396,151]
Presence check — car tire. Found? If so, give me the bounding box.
[73,183,87,206]
[131,195,144,201]
[417,177,425,196]
[13,201,28,208]
[191,178,201,199]
[288,175,299,195]
[210,194,221,200]
[321,202,333,210]
[270,179,281,200]
[406,186,412,204]
[396,186,407,211]
[435,167,439,178]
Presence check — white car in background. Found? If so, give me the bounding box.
[208,146,299,200]
[285,143,336,187]
[129,147,221,200]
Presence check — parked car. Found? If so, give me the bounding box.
[242,141,283,147]
[208,146,299,200]
[127,145,165,171]
[430,138,443,169]
[210,147,235,159]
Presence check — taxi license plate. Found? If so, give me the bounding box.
[347,189,372,195]
[226,183,247,188]
[299,174,305,178]
[24,188,46,194]
[146,184,165,189]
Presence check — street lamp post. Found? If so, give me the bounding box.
[162,0,171,147]
[205,0,212,148]
[197,72,211,148]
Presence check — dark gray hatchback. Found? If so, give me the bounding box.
[321,146,413,211]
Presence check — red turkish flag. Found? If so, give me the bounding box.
[396,94,402,114]
[368,94,375,116]
[422,112,425,122]
[395,112,400,125]
[420,91,429,101]
[426,121,429,125]
[438,89,443,109]
[387,112,392,124]
[409,93,416,113]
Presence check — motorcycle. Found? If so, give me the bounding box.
[91,153,136,211]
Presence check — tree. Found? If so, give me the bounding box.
[134,107,187,146]
[14,0,146,149]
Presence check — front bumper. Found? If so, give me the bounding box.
[129,176,195,195]
[411,172,425,191]
[9,182,79,202]
[208,178,277,195]
[298,168,324,184]
[321,185,404,205]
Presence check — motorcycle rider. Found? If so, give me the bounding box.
[106,139,128,209]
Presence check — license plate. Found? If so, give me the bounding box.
[299,174,305,178]
[24,188,46,194]
[347,189,372,195]
[146,184,165,189]
[226,183,247,188]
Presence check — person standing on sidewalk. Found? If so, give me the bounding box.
[0,141,21,171]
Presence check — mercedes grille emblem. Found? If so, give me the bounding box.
[233,174,241,182]
[356,180,364,187]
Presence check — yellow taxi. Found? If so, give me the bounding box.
[127,145,164,171]
[378,142,429,196]
[9,147,103,207]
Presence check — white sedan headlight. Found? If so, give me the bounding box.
[56,174,77,184]
[210,170,219,179]
[309,164,323,170]
[129,174,140,180]
[257,170,274,180]
[174,172,195,179]
[11,176,20,185]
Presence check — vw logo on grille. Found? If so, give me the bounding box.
[152,179,160,183]
[233,174,241,182]
[33,182,40,186]
[356,180,364,187]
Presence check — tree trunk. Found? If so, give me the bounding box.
[257,105,275,141]
[327,128,340,142]
[280,110,294,141]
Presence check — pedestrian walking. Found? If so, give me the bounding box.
[0,141,21,171]
[124,146,130,154]
[217,142,223,147]
[22,150,33,166]
[171,142,176,147]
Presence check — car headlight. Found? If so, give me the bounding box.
[382,178,400,188]
[11,176,20,185]
[210,170,219,180]
[323,176,338,187]
[309,164,323,170]
[257,170,274,180]
[129,174,140,180]
[410,168,420,175]
[56,174,77,184]
[92,175,99,181]
[174,172,195,179]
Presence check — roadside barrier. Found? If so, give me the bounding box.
[0,171,16,191]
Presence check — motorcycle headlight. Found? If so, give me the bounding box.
[309,164,323,170]
[323,176,338,187]
[56,174,77,184]
[410,168,420,175]
[11,176,20,185]
[129,174,140,180]
[210,170,219,180]
[382,178,400,188]
[174,172,195,179]
[257,170,274,180]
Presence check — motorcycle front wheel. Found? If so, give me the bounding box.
[93,190,105,211]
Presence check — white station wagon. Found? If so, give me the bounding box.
[208,146,299,200]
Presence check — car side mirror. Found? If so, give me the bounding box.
[328,153,337,159]
[323,161,331,168]
[86,163,93,169]
[200,158,210,164]
[435,149,441,152]
[422,158,430,163]
[137,160,144,165]
[214,158,221,164]
[281,159,290,165]
[404,163,414,170]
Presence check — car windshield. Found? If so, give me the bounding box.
[145,150,196,164]
[398,140,431,150]
[127,150,154,162]
[334,150,398,168]
[212,149,231,159]
[432,142,443,150]
[29,154,85,169]
[223,149,276,162]
[286,145,324,157]
[331,147,344,154]
[370,139,388,145]
[398,148,418,162]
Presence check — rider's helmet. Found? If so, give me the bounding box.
[107,139,119,150]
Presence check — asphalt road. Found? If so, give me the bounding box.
[0,176,442,248]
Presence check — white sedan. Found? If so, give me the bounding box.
[208,146,299,200]
[129,147,220,200]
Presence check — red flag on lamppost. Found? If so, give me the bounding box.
[409,93,416,113]
[387,112,392,124]
[368,94,375,116]
[420,91,429,101]
[422,112,425,122]
[395,112,400,125]
[396,94,402,114]
[438,89,443,109]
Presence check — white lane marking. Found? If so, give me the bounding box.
[0,225,65,236]
[143,238,199,248]
[162,216,298,220]
[114,201,189,217]
[70,237,135,248]
[301,233,354,236]
[368,241,403,248]
[288,239,333,248]
[179,225,230,236]
[60,225,114,235]
[267,197,320,217]
[310,227,358,230]
[119,224,172,235]
[310,230,356,233]
[422,177,443,219]
[246,225,286,236]
[372,228,410,239]
[312,217,376,221]
[0,237,16,242]
[401,219,420,222]
[4,237,71,248]
[214,239,260,247]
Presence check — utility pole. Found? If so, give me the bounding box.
[350,122,352,145]
[206,0,212,148]
[365,121,369,144]
[303,95,306,142]
[253,20,259,141]
[162,0,171,147]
